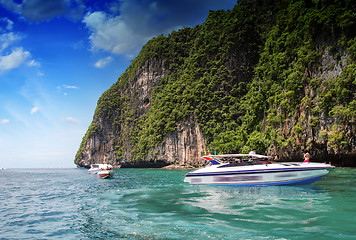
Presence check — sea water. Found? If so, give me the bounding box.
[0,167,355,239]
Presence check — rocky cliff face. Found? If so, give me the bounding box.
[76,57,209,168]
[152,120,206,167]
[77,58,169,168]
[267,45,356,165]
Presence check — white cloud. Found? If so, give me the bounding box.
[0,32,21,52]
[65,116,80,124]
[27,59,40,67]
[83,0,235,56]
[94,56,112,68]
[0,47,30,71]
[83,11,145,55]
[0,18,14,32]
[56,84,79,96]
[0,27,38,71]
[30,106,39,114]
[6,19,14,31]
[1,119,10,124]
[57,84,79,96]
[63,84,79,89]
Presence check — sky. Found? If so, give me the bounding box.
[0,0,236,168]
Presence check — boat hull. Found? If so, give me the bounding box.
[98,170,114,179]
[184,163,334,186]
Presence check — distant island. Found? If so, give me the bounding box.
[75,0,356,168]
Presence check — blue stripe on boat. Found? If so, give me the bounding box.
[193,175,327,187]
[185,167,332,177]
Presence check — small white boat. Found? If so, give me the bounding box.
[88,164,114,179]
[184,154,334,186]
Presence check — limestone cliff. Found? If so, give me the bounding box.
[75,0,356,168]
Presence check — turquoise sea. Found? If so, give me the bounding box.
[0,167,355,239]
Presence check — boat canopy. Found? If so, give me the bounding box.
[90,164,113,169]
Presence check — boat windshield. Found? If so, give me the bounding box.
[216,157,273,168]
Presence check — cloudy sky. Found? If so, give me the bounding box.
[0,0,235,168]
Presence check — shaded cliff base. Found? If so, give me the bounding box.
[324,153,356,167]
[78,153,356,168]
[78,159,194,169]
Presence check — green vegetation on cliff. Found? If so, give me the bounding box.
[75,0,356,164]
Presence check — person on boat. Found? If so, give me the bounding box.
[248,149,257,162]
[303,151,310,163]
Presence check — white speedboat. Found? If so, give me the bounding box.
[88,164,114,179]
[184,154,334,186]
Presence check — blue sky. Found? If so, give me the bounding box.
[0,0,235,168]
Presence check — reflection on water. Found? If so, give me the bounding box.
[184,184,331,229]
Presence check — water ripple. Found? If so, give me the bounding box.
[0,168,356,239]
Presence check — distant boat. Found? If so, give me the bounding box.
[88,164,114,179]
[184,154,334,186]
